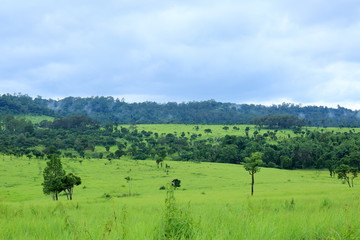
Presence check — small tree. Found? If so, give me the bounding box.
[156,148,167,168]
[105,145,111,152]
[204,129,212,134]
[245,127,250,138]
[114,149,125,159]
[124,176,132,196]
[156,158,164,168]
[61,173,81,200]
[42,154,65,200]
[335,164,352,187]
[244,152,263,196]
[171,179,181,189]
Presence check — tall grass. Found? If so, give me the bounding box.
[2,155,360,239]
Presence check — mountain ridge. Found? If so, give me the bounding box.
[1,93,359,127]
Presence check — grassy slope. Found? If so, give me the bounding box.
[19,115,55,124]
[1,155,360,239]
[132,124,360,138]
[2,123,360,239]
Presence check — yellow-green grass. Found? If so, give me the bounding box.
[122,124,360,140]
[126,124,263,138]
[1,155,360,239]
[19,115,54,124]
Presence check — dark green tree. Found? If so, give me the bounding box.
[335,164,353,187]
[222,126,229,131]
[42,155,65,200]
[61,173,81,200]
[171,179,181,189]
[204,129,212,134]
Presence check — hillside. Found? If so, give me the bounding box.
[1,94,360,127]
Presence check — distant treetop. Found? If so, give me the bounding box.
[0,94,360,127]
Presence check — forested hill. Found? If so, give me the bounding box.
[0,94,56,116]
[1,94,360,127]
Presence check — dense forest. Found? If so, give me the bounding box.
[1,113,360,176]
[1,93,358,178]
[1,93,360,127]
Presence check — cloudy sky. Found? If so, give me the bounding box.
[1,0,360,108]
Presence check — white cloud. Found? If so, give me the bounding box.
[313,62,360,98]
[1,0,360,108]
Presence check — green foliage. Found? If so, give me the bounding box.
[2,94,360,127]
[2,116,360,171]
[171,179,181,189]
[0,115,34,134]
[244,152,263,196]
[42,155,66,200]
[159,183,193,239]
[42,155,81,200]
[244,152,263,174]
[61,173,81,200]
[336,164,358,187]
[252,114,306,129]
[0,94,55,116]
[51,115,99,130]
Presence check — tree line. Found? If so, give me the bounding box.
[1,94,360,127]
[1,114,360,175]
[1,114,359,200]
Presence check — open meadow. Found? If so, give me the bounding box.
[133,124,360,140]
[1,153,360,239]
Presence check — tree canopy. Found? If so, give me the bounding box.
[1,94,360,127]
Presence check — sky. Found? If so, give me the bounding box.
[1,0,360,109]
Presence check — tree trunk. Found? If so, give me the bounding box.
[346,177,351,188]
[251,173,254,196]
[64,190,69,200]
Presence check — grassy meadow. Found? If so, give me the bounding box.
[134,124,360,139]
[21,115,55,124]
[2,152,360,239]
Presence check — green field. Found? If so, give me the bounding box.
[1,154,360,239]
[132,124,360,138]
[20,115,55,124]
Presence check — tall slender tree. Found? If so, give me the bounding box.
[244,152,263,196]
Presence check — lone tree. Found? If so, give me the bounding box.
[204,128,212,134]
[42,154,65,200]
[336,164,358,187]
[156,158,164,168]
[43,154,82,200]
[156,148,167,168]
[61,173,81,200]
[244,152,263,196]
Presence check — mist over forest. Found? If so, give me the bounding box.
[1,93,360,127]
